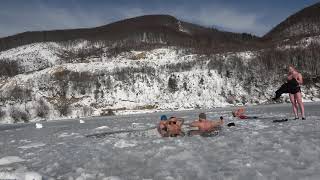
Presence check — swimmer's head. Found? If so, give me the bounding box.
[199,113,206,120]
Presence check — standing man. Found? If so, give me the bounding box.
[287,65,305,120]
[272,65,305,120]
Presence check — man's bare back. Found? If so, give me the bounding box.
[190,113,223,132]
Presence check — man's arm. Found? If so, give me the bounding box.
[296,73,303,84]
[158,122,166,131]
[190,121,199,127]
[211,119,223,127]
[177,118,184,126]
[157,122,169,137]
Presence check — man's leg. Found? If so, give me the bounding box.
[295,92,305,119]
[289,94,298,118]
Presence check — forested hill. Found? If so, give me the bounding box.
[0,15,258,54]
[264,2,320,41]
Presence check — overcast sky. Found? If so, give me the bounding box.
[0,0,319,38]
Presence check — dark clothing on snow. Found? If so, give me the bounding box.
[273,78,301,100]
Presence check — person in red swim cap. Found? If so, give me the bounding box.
[232,107,258,120]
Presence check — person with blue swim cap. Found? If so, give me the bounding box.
[157,115,184,137]
[160,115,168,121]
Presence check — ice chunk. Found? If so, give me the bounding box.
[35,123,43,129]
[114,139,137,148]
[25,172,42,180]
[20,139,32,143]
[18,142,46,149]
[58,132,79,138]
[76,174,96,180]
[0,156,25,165]
[131,123,145,129]
[95,126,110,130]
[103,176,122,180]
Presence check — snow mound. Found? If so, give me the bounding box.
[0,171,42,180]
[25,172,42,180]
[0,156,25,165]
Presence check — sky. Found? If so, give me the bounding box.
[0,0,319,38]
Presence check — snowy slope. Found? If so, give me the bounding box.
[0,42,60,73]
[279,35,320,50]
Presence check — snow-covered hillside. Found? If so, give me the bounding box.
[0,40,319,123]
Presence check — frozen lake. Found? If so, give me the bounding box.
[1,102,320,180]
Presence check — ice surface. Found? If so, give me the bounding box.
[1,103,320,179]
